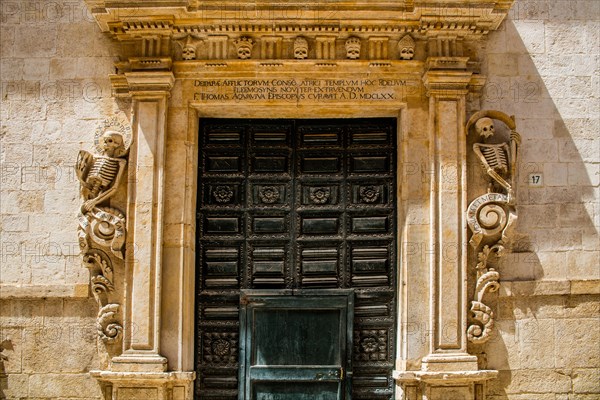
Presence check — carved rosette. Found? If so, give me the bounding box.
[309,187,330,204]
[359,185,381,203]
[212,185,234,203]
[466,110,520,345]
[203,332,239,364]
[258,186,280,204]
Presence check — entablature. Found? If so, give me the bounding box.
[85,0,514,40]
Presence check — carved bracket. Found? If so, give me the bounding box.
[466,110,521,344]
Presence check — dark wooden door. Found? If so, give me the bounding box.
[196,118,397,399]
[239,290,353,400]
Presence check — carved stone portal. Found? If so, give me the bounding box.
[76,127,129,345]
[466,110,521,344]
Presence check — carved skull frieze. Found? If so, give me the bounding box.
[294,37,309,59]
[345,37,361,59]
[235,37,254,59]
[182,45,197,60]
[398,34,415,60]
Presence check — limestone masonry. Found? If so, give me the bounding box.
[0,0,598,399]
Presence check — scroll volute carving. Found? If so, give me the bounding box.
[76,127,130,347]
[466,110,521,344]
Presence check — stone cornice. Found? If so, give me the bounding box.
[85,0,514,39]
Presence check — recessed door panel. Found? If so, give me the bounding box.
[240,290,353,400]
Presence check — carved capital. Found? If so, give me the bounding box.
[110,71,175,98]
[422,70,473,98]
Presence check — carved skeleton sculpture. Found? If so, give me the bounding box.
[76,131,128,259]
[76,129,129,345]
[465,111,521,345]
[473,117,520,204]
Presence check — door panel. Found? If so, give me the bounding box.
[240,290,353,400]
[196,118,397,399]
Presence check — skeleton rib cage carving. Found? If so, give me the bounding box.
[196,118,398,399]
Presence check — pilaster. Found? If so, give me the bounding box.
[90,70,195,399]
[422,68,476,372]
[109,72,174,372]
[394,63,497,399]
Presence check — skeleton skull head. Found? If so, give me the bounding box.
[294,37,308,59]
[345,37,361,59]
[182,45,196,60]
[475,117,495,139]
[400,46,414,60]
[398,35,415,60]
[101,131,125,157]
[235,37,254,59]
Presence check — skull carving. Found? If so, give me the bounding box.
[100,131,125,158]
[179,35,201,61]
[475,117,495,139]
[345,37,361,59]
[294,37,309,59]
[182,45,196,60]
[235,37,254,59]
[398,35,415,60]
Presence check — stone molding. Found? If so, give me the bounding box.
[90,370,195,400]
[86,1,514,38]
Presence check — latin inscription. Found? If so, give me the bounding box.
[193,78,412,102]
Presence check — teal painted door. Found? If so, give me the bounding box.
[239,290,354,400]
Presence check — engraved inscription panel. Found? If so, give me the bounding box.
[197,118,397,400]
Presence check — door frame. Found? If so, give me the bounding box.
[239,289,355,400]
[188,105,407,398]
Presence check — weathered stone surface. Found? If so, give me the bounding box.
[572,368,600,394]
[28,373,101,398]
[555,319,600,369]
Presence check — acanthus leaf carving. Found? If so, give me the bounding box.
[97,303,123,344]
[466,110,521,344]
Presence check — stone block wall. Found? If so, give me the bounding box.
[1,1,122,398]
[478,1,600,399]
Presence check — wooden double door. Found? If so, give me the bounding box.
[196,118,397,399]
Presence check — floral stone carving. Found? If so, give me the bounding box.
[466,110,521,344]
[76,128,129,344]
[258,186,280,204]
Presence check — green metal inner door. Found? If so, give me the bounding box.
[240,290,353,400]
[196,118,397,399]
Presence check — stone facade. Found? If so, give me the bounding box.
[0,0,598,399]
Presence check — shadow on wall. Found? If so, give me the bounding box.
[470,2,599,398]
